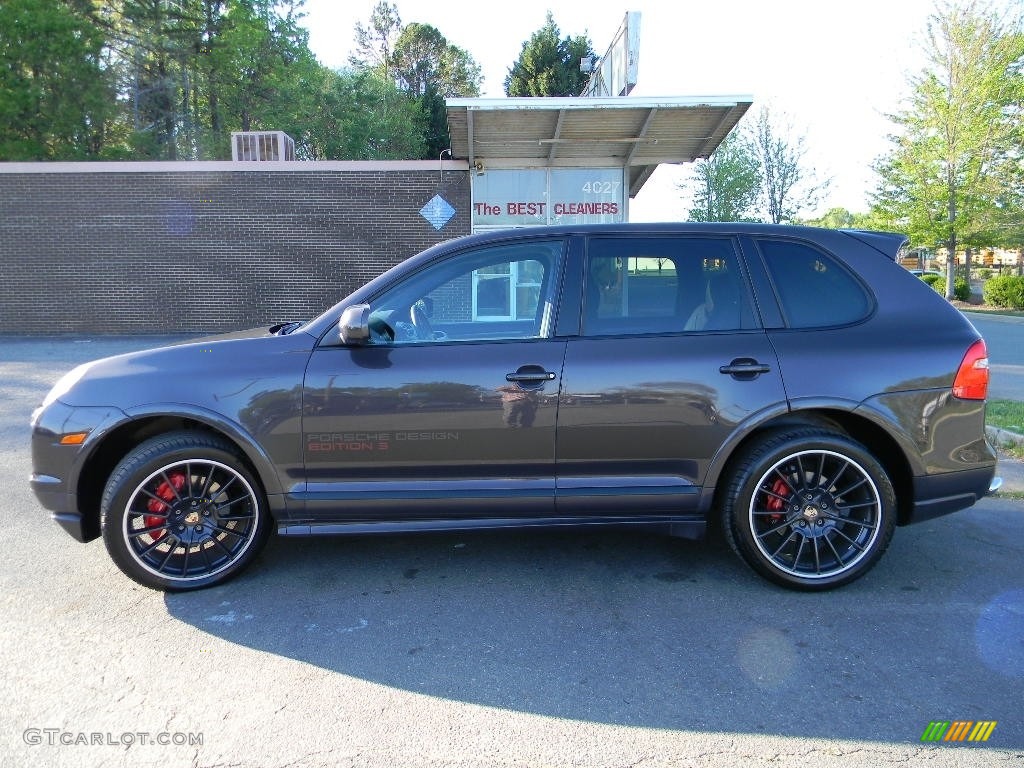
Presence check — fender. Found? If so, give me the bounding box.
[119,402,293,505]
[697,396,907,515]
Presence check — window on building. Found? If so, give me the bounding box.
[472,259,545,321]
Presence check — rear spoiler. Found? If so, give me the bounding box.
[838,230,909,260]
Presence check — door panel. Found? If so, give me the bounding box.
[300,340,566,521]
[303,342,565,478]
[556,234,787,515]
[557,333,785,513]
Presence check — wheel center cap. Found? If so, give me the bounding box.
[184,510,201,525]
[802,505,820,521]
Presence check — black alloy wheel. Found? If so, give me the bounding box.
[100,432,270,591]
[721,428,897,590]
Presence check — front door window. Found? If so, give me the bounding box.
[366,240,564,343]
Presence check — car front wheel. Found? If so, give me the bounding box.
[100,431,270,591]
[721,429,896,590]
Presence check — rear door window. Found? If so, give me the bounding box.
[582,236,753,335]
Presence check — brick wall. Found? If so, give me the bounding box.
[0,161,471,334]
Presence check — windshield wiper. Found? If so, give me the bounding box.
[269,321,304,336]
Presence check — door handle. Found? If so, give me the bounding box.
[719,358,771,379]
[506,366,556,384]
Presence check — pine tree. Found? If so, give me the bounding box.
[505,12,593,97]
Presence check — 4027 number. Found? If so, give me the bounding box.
[581,180,621,195]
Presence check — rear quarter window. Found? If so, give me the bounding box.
[757,239,872,328]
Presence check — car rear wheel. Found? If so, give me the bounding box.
[100,431,270,591]
[721,429,896,590]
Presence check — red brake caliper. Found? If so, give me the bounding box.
[145,471,187,540]
[764,478,790,522]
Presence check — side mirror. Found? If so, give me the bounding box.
[338,304,371,345]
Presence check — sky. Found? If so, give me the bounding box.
[298,0,1009,221]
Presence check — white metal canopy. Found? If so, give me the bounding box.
[446,96,753,197]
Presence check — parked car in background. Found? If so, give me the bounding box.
[908,268,944,278]
[30,223,1000,593]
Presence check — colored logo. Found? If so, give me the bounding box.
[921,721,997,743]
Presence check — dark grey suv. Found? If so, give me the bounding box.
[30,223,1000,591]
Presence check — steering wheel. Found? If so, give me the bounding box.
[410,302,434,341]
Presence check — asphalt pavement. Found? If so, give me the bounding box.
[966,312,1024,401]
[994,447,1024,492]
[969,311,1024,493]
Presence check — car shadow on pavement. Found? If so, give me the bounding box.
[163,516,1024,745]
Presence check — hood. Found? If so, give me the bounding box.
[48,330,316,411]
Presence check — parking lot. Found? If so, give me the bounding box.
[2,335,1022,767]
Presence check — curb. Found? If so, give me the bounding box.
[986,426,1024,495]
[986,425,1024,448]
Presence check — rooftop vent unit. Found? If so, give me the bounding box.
[231,131,296,162]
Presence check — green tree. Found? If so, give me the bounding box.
[504,12,594,97]
[871,1,1024,297]
[390,22,480,158]
[350,6,481,159]
[391,22,480,98]
[1,0,430,162]
[751,105,830,224]
[684,108,828,224]
[0,0,117,159]
[214,1,319,135]
[305,68,425,160]
[683,132,761,222]
[796,207,887,229]
[111,0,199,158]
[418,84,452,160]
[799,207,857,228]
[350,1,402,77]
[89,0,325,159]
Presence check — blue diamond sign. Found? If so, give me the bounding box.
[420,195,456,230]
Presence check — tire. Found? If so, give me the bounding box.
[721,428,896,591]
[100,431,271,591]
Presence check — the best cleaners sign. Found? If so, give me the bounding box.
[472,168,626,228]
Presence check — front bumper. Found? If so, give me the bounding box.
[30,400,126,543]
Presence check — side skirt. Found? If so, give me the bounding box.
[278,515,706,540]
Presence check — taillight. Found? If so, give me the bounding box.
[952,339,989,400]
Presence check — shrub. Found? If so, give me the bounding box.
[953,277,971,302]
[983,275,1024,310]
[924,274,973,301]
